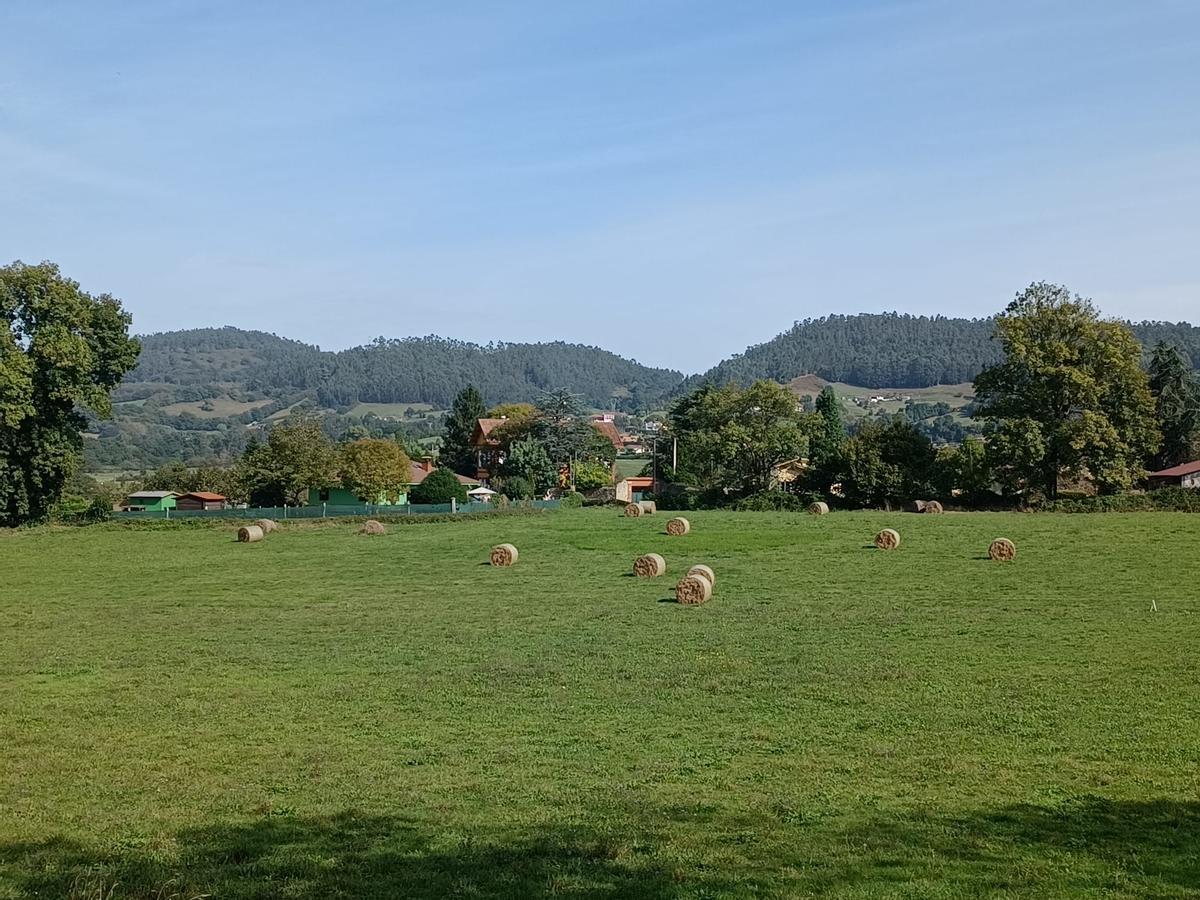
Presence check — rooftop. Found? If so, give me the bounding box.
[1148,459,1200,478]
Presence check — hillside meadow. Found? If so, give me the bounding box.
[1,509,1197,899]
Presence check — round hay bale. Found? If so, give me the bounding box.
[808,501,829,516]
[874,528,901,551]
[633,552,666,578]
[923,500,944,514]
[686,564,715,587]
[237,525,263,543]
[666,516,691,536]
[255,518,278,534]
[623,503,643,518]
[490,543,519,567]
[988,537,1016,561]
[639,500,657,515]
[359,519,385,535]
[675,574,713,605]
[910,500,927,513]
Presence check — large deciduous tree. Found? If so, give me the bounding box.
[662,380,808,498]
[840,419,936,508]
[0,262,140,526]
[441,385,487,475]
[974,282,1159,499]
[236,418,338,506]
[502,437,557,494]
[1147,341,1199,470]
[340,438,412,503]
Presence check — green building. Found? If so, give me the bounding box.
[307,459,480,508]
[125,491,178,512]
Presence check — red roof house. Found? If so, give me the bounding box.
[175,491,226,511]
[1147,460,1200,489]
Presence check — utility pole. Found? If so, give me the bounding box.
[651,435,658,490]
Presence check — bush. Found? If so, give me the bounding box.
[559,491,585,509]
[573,460,612,490]
[1043,487,1200,513]
[52,497,114,526]
[732,490,811,512]
[500,475,534,501]
[409,467,469,505]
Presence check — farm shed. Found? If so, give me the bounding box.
[176,492,227,511]
[1147,460,1200,489]
[615,476,656,503]
[124,491,178,512]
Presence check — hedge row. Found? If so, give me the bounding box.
[1043,488,1200,513]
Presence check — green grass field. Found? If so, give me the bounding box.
[615,457,649,479]
[347,402,438,419]
[2,510,1198,899]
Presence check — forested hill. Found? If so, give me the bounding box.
[126,327,682,409]
[686,314,1200,391]
[93,317,1200,470]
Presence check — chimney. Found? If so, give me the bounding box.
[420,455,434,473]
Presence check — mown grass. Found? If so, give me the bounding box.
[1,509,1198,899]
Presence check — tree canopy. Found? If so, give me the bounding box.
[236,418,338,506]
[340,438,413,502]
[0,262,140,525]
[1147,342,1200,470]
[974,283,1159,499]
[661,380,809,499]
[840,419,936,508]
[409,466,468,505]
[441,385,487,475]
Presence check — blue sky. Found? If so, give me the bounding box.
[3,1,1198,372]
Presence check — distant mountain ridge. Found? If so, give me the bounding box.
[89,316,1200,470]
[128,327,682,409]
[686,313,1200,392]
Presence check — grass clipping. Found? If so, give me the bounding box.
[989,537,1016,561]
[359,519,385,536]
[675,574,713,605]
[666,517,690,536]
[491,543,519,567]
[874,528,901,551]
[633,553,666,577]
[237,525,264,543]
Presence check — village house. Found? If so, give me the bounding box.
[308,457,479,507]
[470,418,511,481]
[471,416,623,482]
[771,457,810,491]
[1146,459,1200,489]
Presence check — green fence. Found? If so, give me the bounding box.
[113,499,559,521]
